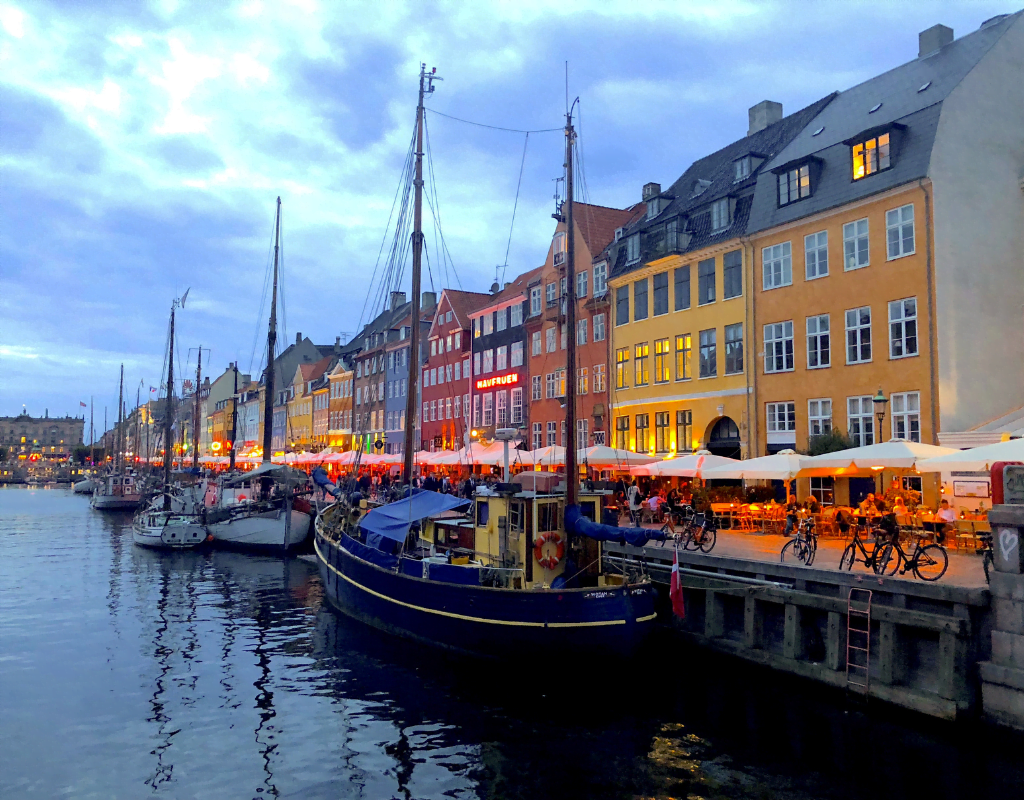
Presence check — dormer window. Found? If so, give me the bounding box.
[711,198,731,231]
[734,157,750,181]
[614,227,623,242]
[646,197,662,220]
[692,179,711,197]
[626,233,640,264]
[778,164,810,206]
[553,232,566,265]
[852,131,890,180]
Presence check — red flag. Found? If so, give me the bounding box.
[79,401,87,407]
[670,546,686,619]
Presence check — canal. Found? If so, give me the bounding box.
[2,485,1022,799]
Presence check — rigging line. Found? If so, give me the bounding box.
[425,107,561,134]
[501,131,529,286]
[248,209,278,376]
[278,212,288,356]
[422,118,447,291]
[423,117,462,290]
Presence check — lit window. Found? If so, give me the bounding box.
[805,231,828,280]
[889,297,918,359]
[577,367,589,395]
[806,314,831,369]
[845,306,872,364]
[615,347,630,389]
[886,204,915,259]
[675,334,691,381]
[654,338,670,383]
[778,164,810,206]
[614,416,629,450]
[852,132,890,180]
[633,342,650,386]
[891,392,921,442]
[763,321,794,373]
[593,364,606,393]
[635,413,650,453]
[762,242,792,290]
[654,412,670,453]
[843,219,870,270]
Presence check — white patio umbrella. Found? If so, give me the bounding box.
[801,439,957,471]
[630,451,739,478]
[700,449,807,481]
[530,445,566,466]
[916,437,1024,473]
[576,445,658,467]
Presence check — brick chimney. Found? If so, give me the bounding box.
[295,331,302,345]
[390,291,407,310]
[747,100,783,136]
[919,24,953,57]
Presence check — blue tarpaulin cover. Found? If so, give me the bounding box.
[564,504,667,548]
[359,490,470,544]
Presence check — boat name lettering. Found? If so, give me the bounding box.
[584,591,614,599]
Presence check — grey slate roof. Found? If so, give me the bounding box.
[747,11,1021,234]
[608,93,837,279]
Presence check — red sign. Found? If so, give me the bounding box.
[475,373,519,390]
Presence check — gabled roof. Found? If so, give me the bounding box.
[573,202,645,259]
[469,265,546,314]
[434,289,492,333]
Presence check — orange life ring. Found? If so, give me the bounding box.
[533,531,564,570]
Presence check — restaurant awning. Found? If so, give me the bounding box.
[576,445,657,467]
[801,439,958,472]
[916,437,1024,473]
[630,451,739,478]
[700,450,806,481]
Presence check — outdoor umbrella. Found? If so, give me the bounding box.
[576,445,657,467]
[630,451,739,478]
[530,445,566,467]
[700,449,806,481]
[801,439,957,471]
[916,437,1024,473]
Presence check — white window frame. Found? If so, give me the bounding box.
[626,234,640,264]
[766,401,796,442]
[847,395,875,446]
[805,230,828,280]
[532,330,542,356]
[843,218,869,271]
[510,340,524,367]
[762,242,792,290]
[482,393,493,426]
[763,320,794,374]
[530,286,541,316]
[711,198,730,231]
[593,313,605,342]
[510,303,523,327]
[806,314,830,369]
[886,204,915,260]
[576,318,587,346]
[532,422,542,450]
[891,391,921,442]
[511,387,523,424]
[593,262,608,296]
[808,398,832,437]
[576,270,588,299]
[888,297,918,360]
[531,375,542,401]
[495,390,507,426]
[593,364,606,393]
[845,306,872,365]
[545,327,556,353]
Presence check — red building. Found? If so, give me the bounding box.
[420,289,491,451]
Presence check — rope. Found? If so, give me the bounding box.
[500,132,529,286]
[425,108,561,134]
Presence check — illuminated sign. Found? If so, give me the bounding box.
[475,373,519,390]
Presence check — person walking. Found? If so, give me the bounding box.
[627,479,643,527]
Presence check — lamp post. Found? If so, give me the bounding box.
[872,388,889,443]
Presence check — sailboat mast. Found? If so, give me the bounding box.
[89,398,94,468]
[116,365,124,472]
[192,346,202,470]
[134,385,141,469]
[229,365,238,471]
[262,198,281,466]
[164,304,176,510]
[402,64,439,485]
[564,108,578,508]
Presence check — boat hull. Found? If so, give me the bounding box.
[208,506,311,553]
[132,518,208,549]
[91,494,142,511]
[315,532,658,659]
[73,479,100,494]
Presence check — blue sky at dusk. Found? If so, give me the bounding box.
[0,0,1011,430]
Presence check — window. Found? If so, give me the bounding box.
[635,413,650,453]
[615,286,629,326]
[852,132,890,180]
[483,313,494,336]
[675,334,691,381]
[476,500,489,528]
[634,342,649,386]
[698,328,717,378]
[473,352,481,375]
[626,234,640,264]
[446,397,453,420]
[454,395,461,419]
[810,477,835,505]
[674,265,690,311]
[653,338,670,383]
[806,314,830,369]
[577,367,589,394]
[723,250,742,299]
[555,368,566,398]
[430,400,437,422]
[545,326,556,353]
[845,307,872,364]
[634,278,649,321]
[560,323,567,350]
[652,272,669,315]
[511,340,524,367]
[734,156,750,181]
[473,394,481,426]
[724,323,743,375]
[615,416,629,450]
[698,258,715,305]
[891,392,921,442]
[482,393,494,426]
[808,398,833,437]
[888,297,918,359]
[593,313,606,342]
[593,364,606,393]
[495,390,507,426]
[463,357,470,377]
[594,262,607,296]
[805,231,828,279]
[886,204,915,259]
[496,308,507,332]
[546,282,557,306]
[553,232,566,264]
[766,402,796,437]
[843,219,869,270]
[483,349,494,373]
[532,422,542,449]
[532,330,542,356]
[546,421,557,446]
[763,321,794,373]
[430,340,436,357]
[532,375,542,401]
[615,348,629,388]
[711,198,730,230]
[495,345,507,371]
[847,396,875,446]
[576,318,588,345]
[762,242,792,289]
[676,410,692,453]
[510,303,523,326]
[454,361,461,381]
[530,286,541,316]
[545,372,556,399]
[576,270,588,299]
[778,164,810,206]
[577,418,589,450]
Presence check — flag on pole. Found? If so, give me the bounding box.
[79,401,87,408]
[150,386,157,393]
[670,546,686,619]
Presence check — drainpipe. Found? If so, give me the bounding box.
[919,179,939,445]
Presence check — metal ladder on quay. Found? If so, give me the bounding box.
[846,588,873,699]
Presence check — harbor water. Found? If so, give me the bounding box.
[2,486,1023,800]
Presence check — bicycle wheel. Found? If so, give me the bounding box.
[839,544,857,571]
[781,538,806,564]
[914,544,949,581]
[698,526,717,553]
[874,543,901,576]
[682,527,699,551]
[804,539,816,567]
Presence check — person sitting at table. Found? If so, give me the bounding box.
[803,495,821,515]
[646,493,665,518]
[626,479,643,526]
[935,499,957,544]
[834,508,851,537]
[858,493,876,514]
[784,495,799,536]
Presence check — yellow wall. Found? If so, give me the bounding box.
[751,183,936,456]
[608,239,752,457]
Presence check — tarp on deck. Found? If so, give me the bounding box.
[564,504,667,548]
[359,490,470,544]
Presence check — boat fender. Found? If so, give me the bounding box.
[293,497,312,516]
[237,494,246,501]
[533,531,564,570]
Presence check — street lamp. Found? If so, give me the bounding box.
[872,388,889,442]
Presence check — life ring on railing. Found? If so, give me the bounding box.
[533,531,564,570]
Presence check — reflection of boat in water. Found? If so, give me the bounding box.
[315,69,661,660]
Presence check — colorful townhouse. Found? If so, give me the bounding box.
[605,95,834,459]
[420,289,490,452]
[311,373,330,451]
[526,201,642,451]
[327,360,354,451]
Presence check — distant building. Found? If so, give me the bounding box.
[0,409,84,459]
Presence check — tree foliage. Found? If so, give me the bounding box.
[806,429,854,456]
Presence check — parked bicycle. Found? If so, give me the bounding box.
[839,525,900,575]
[781,516,817,566]
[876,533,949,581]
[668,508,717,553]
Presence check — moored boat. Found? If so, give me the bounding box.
[91,472,143,511]
[206,464,312,553]
[132,495,209,549]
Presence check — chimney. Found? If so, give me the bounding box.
[747,100,783,136]
[919,24,953,57]
[295,331,302,345]
[390,291,407,310]
[642,182,661,201]
[421,291,437,309]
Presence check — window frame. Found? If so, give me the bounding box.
[675,334,692,381]
[851,131,891,181]
[698,328,717,379]
[652,272,669,316]
[762,242,792,290]
[890,391,921,442]
[888,297,918,360]
[845,306,873,365]
[674,265,691,311]
[633,342,650,386]
[697,258,716,305]
[806,313,831,370]
[777,163,811,207]
[763,320,795,374]
[843,218,870,271]
[808,398,833,437]
[722,250,742,300]
[847,395,875,447]
[805,230,828,280]
[886,203,915,260]
[633,278,649,321]
[653,338,671,383]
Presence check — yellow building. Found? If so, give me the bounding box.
[286,364,314,451]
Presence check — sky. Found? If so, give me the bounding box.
[0,0,1012,431]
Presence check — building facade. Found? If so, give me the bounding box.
[0,410,85,460]
[327,360,354,450]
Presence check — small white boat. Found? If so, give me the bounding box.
[91,473,143,511]
[73,477,101,494]
[133,509,209,549]
[206,463,312,553]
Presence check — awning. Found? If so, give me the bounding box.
[359,490,470,543]
[700,450,806,481]
[222,462,309,487]
[801,439,957,472]
[916,437,1024,473]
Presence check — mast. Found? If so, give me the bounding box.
[402,64,440,486]
[192,346,202,470]
[262,197,281,467]
[163,304,176,510]
[134,384,141,469]
[564,105,578,508]
[229,363,238,471]
[89,398,94,469]
[116,365,124,472]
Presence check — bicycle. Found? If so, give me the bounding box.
[676,509,717,553]
[839,525,900,575]
[876,534,949,581]
[781,516,817,566]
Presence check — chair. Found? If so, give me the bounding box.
[641,506,655,525]
[954,520,978,552]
